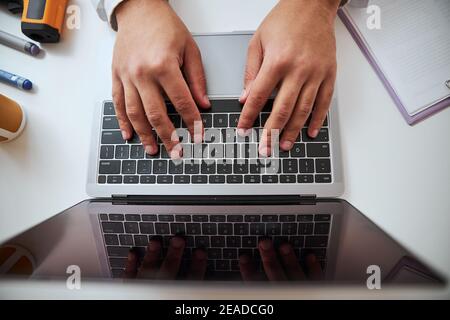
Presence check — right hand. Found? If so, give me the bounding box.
[113,0,210,158]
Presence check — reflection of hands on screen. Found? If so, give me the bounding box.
[123,236,322,281]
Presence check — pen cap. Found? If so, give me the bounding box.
[21,0,68,43]
[0,94,26,144]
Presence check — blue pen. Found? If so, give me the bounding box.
[0,69,33,91]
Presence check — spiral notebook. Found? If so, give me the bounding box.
[338,0,450,125]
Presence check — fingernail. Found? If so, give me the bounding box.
[281,141,293,150]
[237,128,247,137]
[194,133,203,144]
[240,88,246,100]
[121,130,129,140]
[260,239,272,251]
[145,145,155,155]
[203,95,211,107]
[310,129,319,138]
[148,240,160,252]
[259,145,270,157]
[171,237,184,249]
[193,248,207,260]
[280,243,292,255]
[170,146,182,160]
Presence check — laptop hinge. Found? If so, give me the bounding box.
[110,194,317,206]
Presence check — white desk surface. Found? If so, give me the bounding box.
[1,0,449,298]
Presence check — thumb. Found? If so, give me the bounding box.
[240,36,263,104]
[183,40,210,109]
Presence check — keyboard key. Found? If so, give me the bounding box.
[242,236,257,247]
[213,114,228,127]
[158,215,174,222]
[299,159,314,173]
[216,260,230,271]
[157,175,173,184]
[184,161,200,174]
[244,215,260,223]
[223,248,237,259]
[234,223,249,235]
[278,150,290,158]
[192,215,208,222]
[201,160,216,174]
[102,116,119,130]
[229,114,240,127]
[140,175,156,184]
[153,160,168,174]
[137,160,152,174]
[107,175,122,184]
[122,160,136,174]
[99,161,121,174]
[129,145,144,160]
[217,161,233,174]
[218,223,233,235]
[208,248,222,259]
[314,223,330,235]
[98,175,106,184]
[169,161,183,174]
[109,258,127,268]
[99,214,108,221]
[170,223,186,235]
[291,143,305,157]
[174,175,190,184]
[298,223,314,235]
[203,214,224,223]
[104,102,115,115]
[249,161,263,174]
[195,236,210,248]
[124,175,139,184]
[109,214,124,221]
[305,236,328,248]
[302,128,329,142]
[289,236,304,247]
[298,215,314,222]
[192,175,207,184]
[315,214,331,222]
[282,159,298,173]
[226,236,241,247]
[280,175,296,183]
[262,215,278,222]
[134,235,149,247]
[113,144,129,159]
[139,222,154,234]
[315,174,332,183]
[160,147,171,159]
[227,175,243,184]
[102,222,125,233]
[227,215,243,222]
[282,223,297,235]
[119,234,133,246]
[307,143,330,157]
[266,223,281,235]
[238,248,253,258]
[316,159,331,173]
[124,222,139,234]
[202,223,217,235]
[233,160,248,174]
[102,131,125,144]
[207,175,224,184]
[185,236,195,247]
[100,145,114,159]
[209,144,224,158]
[142,214,157,221]
[273,236,288,248]
[211,236,225,247]
[106,246,130,258]
[225,144,239,158]
[186,223,201,235]
[244,175,261,183]
[104,234,119,245]
[262,175,278,183]
[222,128,237,143]
[155,223,170,234]
[280,215,296,222]
[201,114,212,128]
[128,133,141,144]
[297,174,313,183]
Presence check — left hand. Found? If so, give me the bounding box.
[238,0,340,156]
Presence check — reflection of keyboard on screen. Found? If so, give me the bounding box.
[99,213,331,278]
[97,100,332,185]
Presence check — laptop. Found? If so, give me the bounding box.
[0,33,443,287]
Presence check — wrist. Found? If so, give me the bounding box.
[282,0,340,21]
[115,0,168,27]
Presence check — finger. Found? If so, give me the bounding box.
[306,254,323,281]
[238,61,280,132]
[157,236,185,280]
[187,248,207,280]
[239,254,258,281]
[159,65,204,144]
[112,75,133,140]
[278,243,306,281]
[133,80,181,158]
[123,81,158,155]
[281,82,320,148]
[308,78,335,138]
[137,239,162,278]
[259,239,287,281]
[261,76,302,154]
[123,249,138,279]
[239,36,263,104]
[183,40,210,109]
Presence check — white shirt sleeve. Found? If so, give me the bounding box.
[91,0,126,30]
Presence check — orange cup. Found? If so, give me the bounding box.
[0,94,26,143]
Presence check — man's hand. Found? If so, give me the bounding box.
[239,239,323,281]
[113,0,210,158]
[124,236,207,280]
[238,0,340,156]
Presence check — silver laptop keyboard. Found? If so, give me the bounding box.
[97,100,332,185]
[99,213,331,278]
